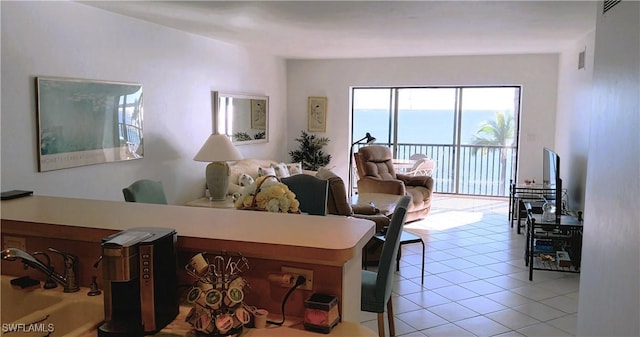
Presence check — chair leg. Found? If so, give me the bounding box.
[420,239,425,285]
[396,244,402,271]
[377,313,385,337]
[387,298,395,336]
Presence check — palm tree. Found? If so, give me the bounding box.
[470,111,515,194]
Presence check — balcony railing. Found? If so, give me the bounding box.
[354,143,516,197]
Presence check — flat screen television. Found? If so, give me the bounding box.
[542,147,562,212]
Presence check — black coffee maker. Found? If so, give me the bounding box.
[98,227,178,337]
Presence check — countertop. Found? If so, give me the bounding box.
[1,195,375,266]
[1,195,376,325]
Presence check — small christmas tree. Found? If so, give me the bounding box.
[289,131,332,170]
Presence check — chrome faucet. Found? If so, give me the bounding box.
[2,247,80,293]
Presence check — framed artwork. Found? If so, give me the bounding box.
[250,99,267,130]
[308,96,327,132]
[36,77,144,172]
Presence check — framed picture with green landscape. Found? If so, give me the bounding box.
[36,77,144,172]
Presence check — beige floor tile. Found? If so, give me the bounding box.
[360,195,579,336]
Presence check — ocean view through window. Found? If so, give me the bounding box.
[351,86,521,197]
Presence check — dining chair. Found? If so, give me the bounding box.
[280,174,329,216]
[122,179,168,204]
[361,195,411,337]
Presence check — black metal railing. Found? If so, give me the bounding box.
[354,143,516,197]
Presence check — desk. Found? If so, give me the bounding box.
[185,196,234,209]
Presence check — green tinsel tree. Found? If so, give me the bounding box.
[289,130,332,170]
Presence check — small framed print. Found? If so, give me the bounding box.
[250,99,267,130]
[308,96,327,132]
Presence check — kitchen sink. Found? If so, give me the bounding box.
[1,276,63,324]
[1,275,103,337]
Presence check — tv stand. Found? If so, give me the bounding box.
[524,202,583,281]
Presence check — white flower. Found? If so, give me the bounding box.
[265,199,281,212]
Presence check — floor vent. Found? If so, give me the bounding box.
[603,0,622,14]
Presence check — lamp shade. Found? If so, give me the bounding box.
[194,134,243,201]
[194,134,242,162]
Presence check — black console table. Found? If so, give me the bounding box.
[509,180,556,234]
[524,202,583,281]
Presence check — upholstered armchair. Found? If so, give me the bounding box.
[315,168,392,266]
[315,168,390,231]
[354,145,433,222]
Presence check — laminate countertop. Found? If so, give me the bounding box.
[1,195,375,266]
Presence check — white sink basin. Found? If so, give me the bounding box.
[0,275,103,337]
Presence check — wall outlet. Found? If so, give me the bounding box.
[281,266,313,291]
[3,236,27,251]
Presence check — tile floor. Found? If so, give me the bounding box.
[359,195,579,337]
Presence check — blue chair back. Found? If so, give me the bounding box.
[280,175,328,216]
[375,195,411,303]
[122,179,168,204]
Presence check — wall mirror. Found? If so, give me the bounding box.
[213,91,268,145]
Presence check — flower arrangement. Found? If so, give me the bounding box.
[234,176,300,213]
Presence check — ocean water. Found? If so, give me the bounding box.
[353,109,506,145]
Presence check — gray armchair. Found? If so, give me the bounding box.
[122,179,168,205]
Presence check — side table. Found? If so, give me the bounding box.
[185,196,235,209]
[351,192,401,217]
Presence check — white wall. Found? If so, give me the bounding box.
[286,55,559,186]
[577,1,640,336]
[0,2,288,204]
[555,30,596,211]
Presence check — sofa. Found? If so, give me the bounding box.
[227,159,314,195]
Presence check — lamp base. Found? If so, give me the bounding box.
[205,161,230,201]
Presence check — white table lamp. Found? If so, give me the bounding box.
[194,134,243,200]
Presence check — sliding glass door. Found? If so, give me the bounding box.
[352,86,520,197]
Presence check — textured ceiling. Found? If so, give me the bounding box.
[80,1,597,59]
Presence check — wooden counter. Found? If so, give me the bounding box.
[1,195,375,322]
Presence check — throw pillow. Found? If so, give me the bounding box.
[271,163,291,178]
[286,162,303,175]
[258,166,276,177]
[238,173,254,187]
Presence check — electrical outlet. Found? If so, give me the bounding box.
[281,266,313,291]
[3,236,26,251]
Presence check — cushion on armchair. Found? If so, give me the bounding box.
[396,173,433,189]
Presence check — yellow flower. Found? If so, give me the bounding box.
[235,179,299,213]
